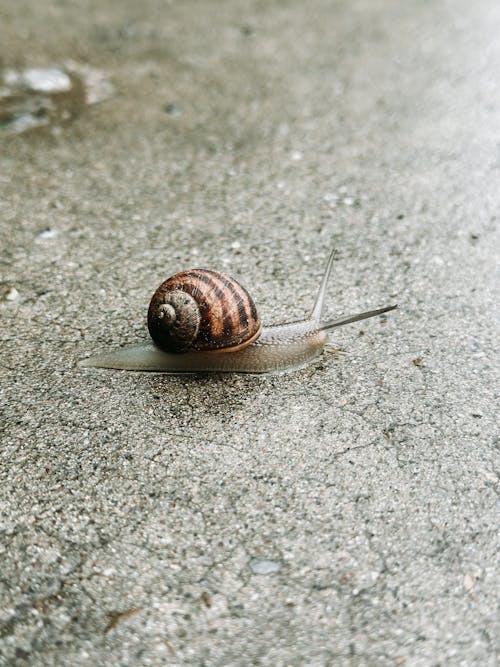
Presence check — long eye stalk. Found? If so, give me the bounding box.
[320,304,398,331]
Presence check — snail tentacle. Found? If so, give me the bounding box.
[310,247,337,321]
[319,304,398,332]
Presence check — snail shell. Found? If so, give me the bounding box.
[147,269,262,353]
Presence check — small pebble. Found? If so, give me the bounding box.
[164,103,180,117]
[248,559,281,575]
[463,574,475,592]
[4,287,20,302]
[37,228,58,240]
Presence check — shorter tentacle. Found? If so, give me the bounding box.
[310,247,337,321]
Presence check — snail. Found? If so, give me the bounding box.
[80,249,397,374]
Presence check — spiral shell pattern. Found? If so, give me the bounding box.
[147,269,261,353]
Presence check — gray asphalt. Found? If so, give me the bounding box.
[1,1,499,665]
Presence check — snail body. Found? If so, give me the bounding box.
[81,249,397,374]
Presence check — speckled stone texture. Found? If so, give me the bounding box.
[1,1,499,665]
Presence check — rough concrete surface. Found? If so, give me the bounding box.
[1,1,499,665]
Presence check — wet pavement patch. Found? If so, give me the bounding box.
[0,63,113,135]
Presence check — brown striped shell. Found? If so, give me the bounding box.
[147,269,262,353]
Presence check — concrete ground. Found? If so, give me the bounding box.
[1,1,499,665]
